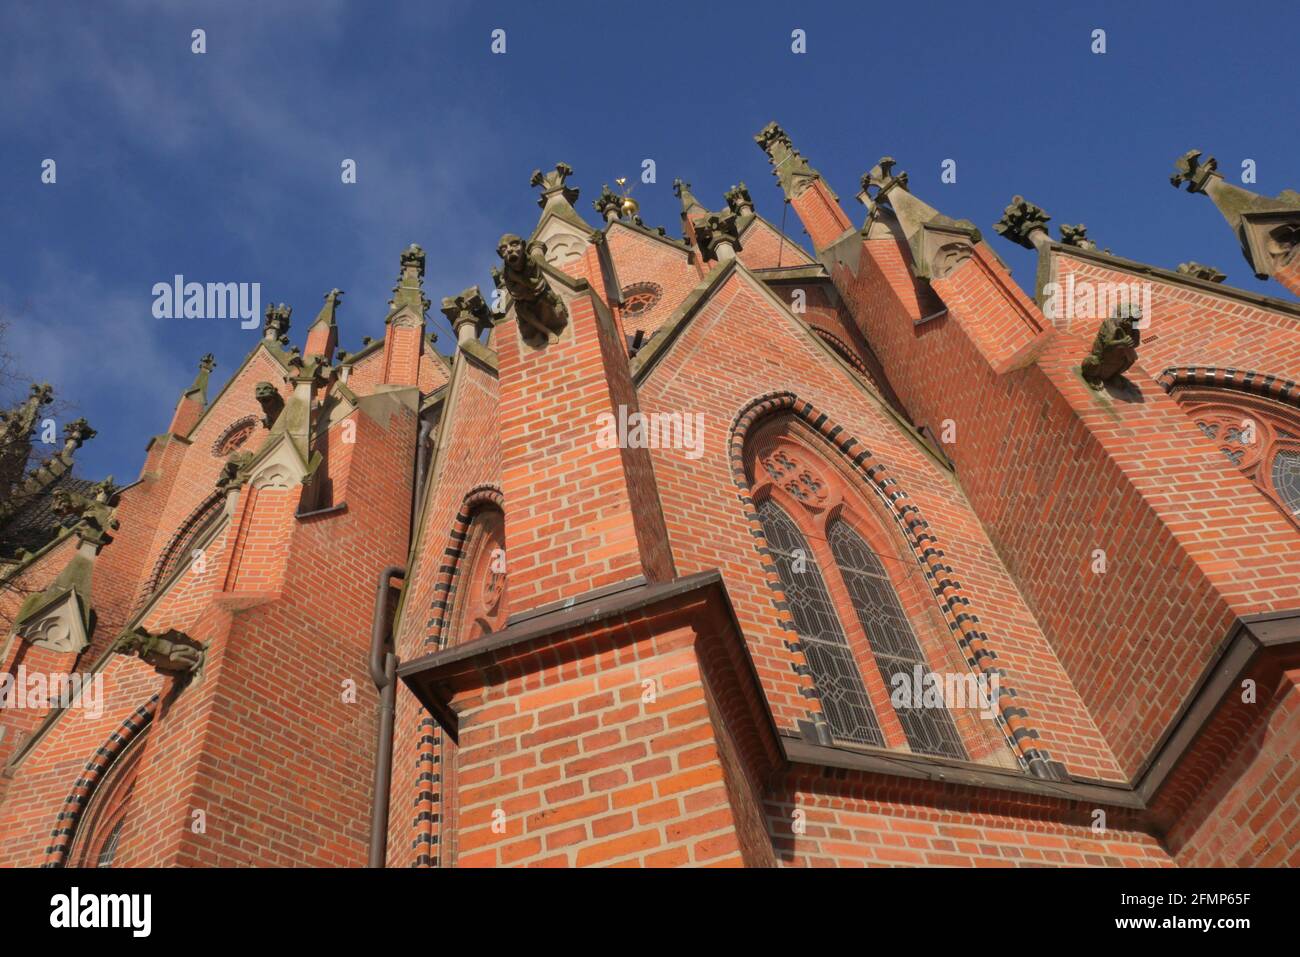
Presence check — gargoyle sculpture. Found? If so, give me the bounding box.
[255,381,284,428]
[1081,306,1142,389]
[496,233,568,346]
[117,627,205,677]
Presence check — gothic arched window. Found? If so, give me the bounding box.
[746,417,993,763]
[757,498,884,747]
[828,520,965,758]
[1171,383,1300,525]
[66,725,151,868]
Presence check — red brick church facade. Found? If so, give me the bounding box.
[3,126,1300,867]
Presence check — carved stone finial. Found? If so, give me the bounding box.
[62,418,96,454]
[400,243,426,278]
[117,627,205,678]
[753,121,828,200]
[723,182,753,218]
[994,196,1052,248]
[216,450,254,494]
[693,211,742,262]
[1057,224,1096,250]
[255,381,284,429]
[1170,149,1219,193]
[1081,306,1142,389]
[51,477,120,548]
[531,162,578,209]
[860,157,909,204]
[496,233,568,347]
[1177,261,1227,283]
[754,122,793,156]
[441,285,493,345]
[325,288,344,307]
[263,302,292,341]
[593,184,623,222]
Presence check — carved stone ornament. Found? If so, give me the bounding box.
[263,302,292,341]
[13,588,89,655]
[1058,223,1096,250]
[496,233,568,347]
[255,381,285,429]
[51,477,120,548]
[117,627,205,678]
[1081,306,1142,389]
[1177,262,1227,283]
[994,196,1051,249]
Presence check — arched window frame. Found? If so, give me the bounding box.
[746,415,1003,762]
[65,723,152,868]
[443,504,508,650]
[1171,385,1300,525]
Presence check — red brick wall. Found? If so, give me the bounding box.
[495,291,672,611]
[637,266,1123,779]
[767,769,1171,867]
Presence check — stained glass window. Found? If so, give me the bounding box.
[828,520,967,759]
[756,498,883,746]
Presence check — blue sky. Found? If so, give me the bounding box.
[2,0,1297,481]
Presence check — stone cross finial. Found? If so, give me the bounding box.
[1058,224,1096,250]
[496,233,568,347]
[531,163,578,208]
[994,196,1052,249]
[1170,150,1219,193]
[1177,261,1227,283]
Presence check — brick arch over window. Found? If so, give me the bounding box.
[1158,367,1300,525]
[413,484,505,869]
[43,693,160,868]
[812,327,879,390]
[136,491,225,611]
[729,392,1063,778]
[422,485,506,649]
